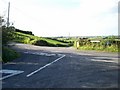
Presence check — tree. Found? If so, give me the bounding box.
[1,16,15,44]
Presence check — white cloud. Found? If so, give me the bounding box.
[1,0,119,36]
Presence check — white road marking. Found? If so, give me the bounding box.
[94,57,118,60]
[23,52,63,57]
[26,55,66,77]
[0,69,24,80]
[91,59,118,63]
[76,53,92,56]
[57,54,63,56]
[90,56,118,63]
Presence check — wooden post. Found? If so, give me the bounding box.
[76,41,79,49]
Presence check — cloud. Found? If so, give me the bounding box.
[33,0,80,8]
[1,0,119,36]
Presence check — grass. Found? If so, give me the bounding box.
[11,32,70,47]
[41,38,68,46]
[74,37,120,52]
[2,31,72,63]
[77,45,119,52]
[2,46,20,63]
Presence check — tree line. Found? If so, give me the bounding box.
[15,29,34,36]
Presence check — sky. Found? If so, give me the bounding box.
[0,0,119,37]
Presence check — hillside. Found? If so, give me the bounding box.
[12,32,72,47]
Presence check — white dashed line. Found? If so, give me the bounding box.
[91,59,118,63]
[94,57,118,60]
[0,69,24,80]
[26,55,66,77]
[23,52,63,57]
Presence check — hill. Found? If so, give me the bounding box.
[11,31,72,47]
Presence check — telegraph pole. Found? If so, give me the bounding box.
[69,32,70,38]
[7,2,10,27]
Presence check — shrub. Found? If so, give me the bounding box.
[23,37,30,44]
[2,26,15,44]
[34,40,50,46]
[2,46,20,63]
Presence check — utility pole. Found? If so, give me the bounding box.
[7,2,10,27]
[69,32,70,38]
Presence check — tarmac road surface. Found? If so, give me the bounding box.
[2,43,119,88]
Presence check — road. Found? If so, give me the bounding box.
[2,43,119,88]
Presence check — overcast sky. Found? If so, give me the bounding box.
[0,0,119,37]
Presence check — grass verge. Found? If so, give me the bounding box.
[2,46,20,63]
[77,45,119,52]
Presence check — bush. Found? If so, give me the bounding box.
[2,46,20,63]
[2,26,15,44]
[23,37,30,44]
[34,40,50,46]
[104,45,118,52]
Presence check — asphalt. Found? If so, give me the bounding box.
[2,43,119,88]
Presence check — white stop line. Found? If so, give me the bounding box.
[26,55,66,77]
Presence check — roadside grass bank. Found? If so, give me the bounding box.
[74,38,120,52]
[76,45,119,52]
[2,46,20,63]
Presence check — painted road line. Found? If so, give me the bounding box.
[0,69,24,80]
[26,55,66,77]
[93,57,118,60]
[91,59,118,63]
[23,52,59,57]
[77,53,92,56]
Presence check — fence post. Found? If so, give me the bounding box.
[76,41,79,49]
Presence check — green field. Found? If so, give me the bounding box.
[11,32,72,47]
